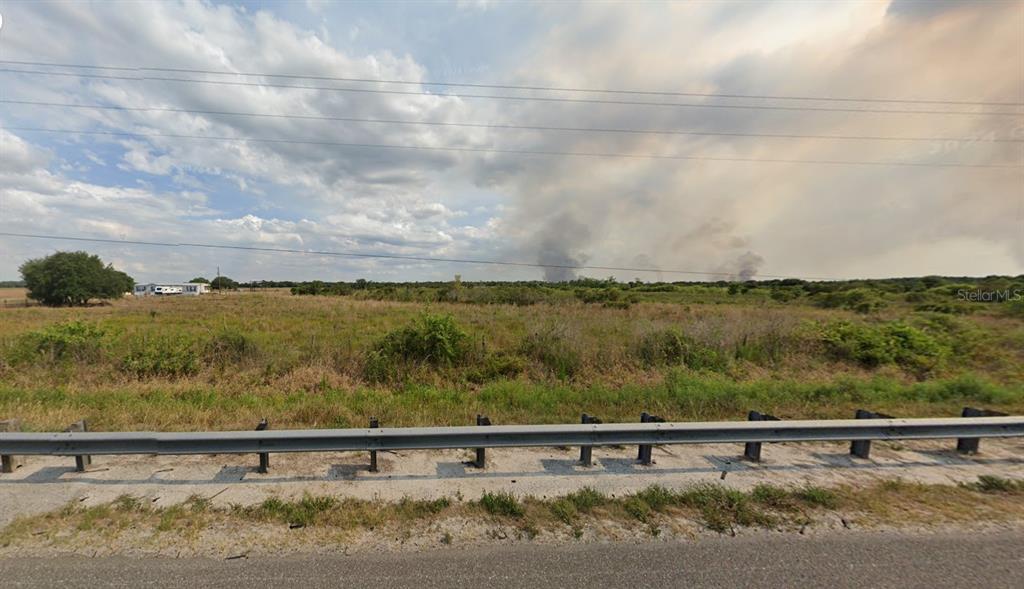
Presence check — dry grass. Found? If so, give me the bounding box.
[4,477,1022,550]
[0,291,1021,431]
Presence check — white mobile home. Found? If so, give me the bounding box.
[133,283,209,296]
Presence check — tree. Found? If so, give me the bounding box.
[20,251,134,306]
[189,277,209,284]
[210,276,237,290]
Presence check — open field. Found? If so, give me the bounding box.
[0,288,30,307]
[0,282,1022,431]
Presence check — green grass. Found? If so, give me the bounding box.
[478,491,525,518]
[0,371,1021,432]
[969,475,1024,494]
[0,291,1021,431]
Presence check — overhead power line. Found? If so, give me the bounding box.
[1,67,1020,117]
[4,99,1020,144]
[7,126,1018,169]
[0,231,835,280]
[1,58,1020,107]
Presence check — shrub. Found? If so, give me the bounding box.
[465,352,526,384]
[204,328,261,365]
[519,325,581,379]
[574,287,637,309]
[733,331,787,365]
[635,328,730,372]
[820,320,949,374]
[636,329,687,366]
[373,313,467,366]
[10,320,106,363]
[814,288,887,313]
[121,334,200,378]
[364,313,468,382]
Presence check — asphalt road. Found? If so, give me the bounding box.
[2,529,1022,588]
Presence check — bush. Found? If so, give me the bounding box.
[121,335,200,378]
[465,352,526,384]
[732,331,787,365]
[204,328,260,365]
[372,313,467,366]
[636,329,687,365]
[814,288,887,313]
[10,320,106,363]
[519,325,581,379]
[574,287,637,309]
[635,328,730,372]
[820,320,949,374]
[364,313,469,382]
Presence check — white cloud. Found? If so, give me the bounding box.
[0,0,1019,282]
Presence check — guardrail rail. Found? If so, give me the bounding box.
[2,409,1021,473]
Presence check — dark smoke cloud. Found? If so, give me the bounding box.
[716,251,765,281]
[535,213,590,282]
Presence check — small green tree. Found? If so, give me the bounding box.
[189,277,209,284]
[20,251,134,306]
[210,276,237,290]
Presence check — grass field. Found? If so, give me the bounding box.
[0,284,1022,431]
[0,288,30,307]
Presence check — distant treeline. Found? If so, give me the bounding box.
[0,280,26,288]
[277,275,1024,314]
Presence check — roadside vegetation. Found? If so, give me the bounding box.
[3,476,1023,550]
[0,275,1022,431]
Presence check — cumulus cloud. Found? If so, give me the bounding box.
[0,1,1019,282]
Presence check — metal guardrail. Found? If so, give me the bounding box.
[1,416,1022,458]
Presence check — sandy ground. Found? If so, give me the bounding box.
[2,437,1022,530]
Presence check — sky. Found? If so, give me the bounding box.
[0,0,1021,283]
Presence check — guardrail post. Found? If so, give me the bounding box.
[579,413,602,466]
[255,418,269,473]
[637,413,652,463]
[637,413,665,465]
[850,409,893,459]
[957,407,1008,454]
[65,420,91,472]
[473,414,491,468]
[1,419,25,473]
[743,411,780,462]
[368,417,380,472]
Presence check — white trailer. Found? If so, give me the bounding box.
[133,283,209,296]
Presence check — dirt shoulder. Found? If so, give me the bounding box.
[2,438,1022,557]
